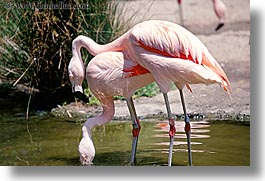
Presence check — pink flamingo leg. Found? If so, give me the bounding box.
[163,93,176,166]
[179,89,193,166]
[126,97,141,165]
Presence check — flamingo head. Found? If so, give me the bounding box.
[78,137,95,165]
[68,57,84,93]
[68,56,89,102]
[78,126,95,165]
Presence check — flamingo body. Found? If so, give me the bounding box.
[86,52,153,99]
[126,20,231,94]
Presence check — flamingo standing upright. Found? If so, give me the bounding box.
[177,0,226,31]
[212,0,226,31]
[125,20,231,166]
[68,39,154,165]
[69,20,231,166]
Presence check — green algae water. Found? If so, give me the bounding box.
[0,115,249,166]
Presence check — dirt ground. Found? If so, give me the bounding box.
[52,0,250,122]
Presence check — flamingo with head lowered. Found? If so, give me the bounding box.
[69,20,231,166]
[68,39,154,165]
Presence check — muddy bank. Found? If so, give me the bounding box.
[51,92,250,123]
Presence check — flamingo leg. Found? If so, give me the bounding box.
[178,1,184,26]
[163,93,176,166]
[126,97,141,165]
[179,89,193,166]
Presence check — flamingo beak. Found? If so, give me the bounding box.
[72,85,90,103]
[73,84,83,93]
[74,91,90,103]
[215,23,224,31]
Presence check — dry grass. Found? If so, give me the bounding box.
[0,0,128,91]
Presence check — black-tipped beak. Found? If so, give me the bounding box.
[74,91,90,103]
[215,23,224,31]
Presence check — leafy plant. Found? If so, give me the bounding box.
[134,82,160,98]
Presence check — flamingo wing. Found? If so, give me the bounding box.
[129,20,204,64]
[128,20,231,94]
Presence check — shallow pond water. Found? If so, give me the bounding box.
[0,114,249,166]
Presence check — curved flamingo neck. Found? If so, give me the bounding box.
[71,39,84,69]
[72,35,126,57]
[83,97,115,137]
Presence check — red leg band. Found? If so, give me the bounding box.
[184,122,191,134]
[132,119,141,137]
[169,118,176,138]
[169,124,176,138]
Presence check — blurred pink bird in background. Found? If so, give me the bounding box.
[212,0,226,31]
[177,0,226,31]
[69,20,231,166]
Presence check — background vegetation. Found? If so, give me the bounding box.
[0,0,159,110]
[0,0,125,90]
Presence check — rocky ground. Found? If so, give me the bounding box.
[52,0,250,122]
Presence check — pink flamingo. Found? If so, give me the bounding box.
[212,0,226,31]
[177,0,226,31]
[69,20,231,166]
[68,39,154,165]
